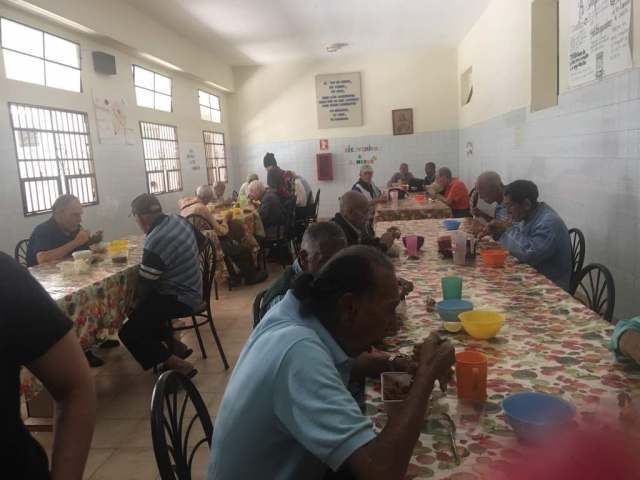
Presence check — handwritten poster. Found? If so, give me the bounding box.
[93,92,130,144]
[316,72,362,128]
[568,0,632,87]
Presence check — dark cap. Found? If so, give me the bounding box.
[130,193,162,216]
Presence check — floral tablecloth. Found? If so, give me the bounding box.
[21,236,143,400]
[375,196,452,222]
[368,219,640,479]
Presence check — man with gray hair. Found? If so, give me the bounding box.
[474,171,511,224]
[179,185,229,237]
[257,222,348,324]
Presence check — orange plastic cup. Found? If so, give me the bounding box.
[455,350,487,401]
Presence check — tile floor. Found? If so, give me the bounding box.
[32,264,282,480]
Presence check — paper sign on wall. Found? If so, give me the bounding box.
[316,72,363,128]
[93,92,129,144]
[568,0,632,87]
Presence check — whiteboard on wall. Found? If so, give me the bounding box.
[568,0,632,87]
[315,72,363,128]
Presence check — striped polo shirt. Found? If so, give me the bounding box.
[139,214,202,308]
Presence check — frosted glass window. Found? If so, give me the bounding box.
[198,89,221,123]
[133,64,173,112]
[1,17,81,91]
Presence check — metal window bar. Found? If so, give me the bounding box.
[203,130,226,185]
[139,121,182,194]
[8,102,98,216]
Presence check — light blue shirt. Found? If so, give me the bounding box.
[499,203,572,291]
[208,291,375,480]
[494,202,511,222]
[611,317,640,361]
[265,259,303,312]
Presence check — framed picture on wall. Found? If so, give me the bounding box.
[392,108,413,135]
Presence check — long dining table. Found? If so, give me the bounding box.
[367,218,640,479]
[375,195,452,222]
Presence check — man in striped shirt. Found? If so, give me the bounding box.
[119,194,203,378]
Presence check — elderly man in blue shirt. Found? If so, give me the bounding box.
[208,246,455,480]
[487,180,572,291]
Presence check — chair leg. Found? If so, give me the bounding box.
[214,279,219,300]
[191,316,207,359]
[206,307,229,370]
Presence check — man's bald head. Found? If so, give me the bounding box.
[476,171,504,204]
[340,191,369,229]
[196,185,214,204]
[213,181,226,198]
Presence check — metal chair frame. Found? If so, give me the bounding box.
[573,263,616,323]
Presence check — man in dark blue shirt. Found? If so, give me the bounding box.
[26,194,99,267]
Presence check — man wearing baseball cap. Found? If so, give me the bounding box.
[119,193,203,377]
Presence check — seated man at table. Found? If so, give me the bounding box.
[26,194,98,267]
[119,194,202,377]
[433,167,471,218]
[473,171,510,223]
[424,161,437,185]
[180,185,265,286]
[207,246,455,480]
[212,181,233,207]
[257,222,348,323]
[387,162,415,187]
[331,191,399,252]
[488,180,572,291]
[2,252,96,480]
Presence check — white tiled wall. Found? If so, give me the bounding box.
[229,130,460,218]
[459,68,640,320]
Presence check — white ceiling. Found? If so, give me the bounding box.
[124,0,490,66]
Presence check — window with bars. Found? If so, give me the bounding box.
[0,17,81,92]
[140,121,182,194]
[9,103,98,216]
[203,131,227,184]
[198,90,221,123]
[133,64,172,112]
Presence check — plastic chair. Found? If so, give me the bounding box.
[170,238,229,369]
[573,263,616,323]
[14,238,29,267]
[568,228,586,294]
[150,371,214,480]
[252,289,267,329]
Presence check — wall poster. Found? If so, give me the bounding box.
[315,72,363,128]
[568,0,632,87]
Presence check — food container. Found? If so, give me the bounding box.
[58,261,75,277]
[479,249,509,267]
[436,299,474,322]
[90,242,108,254]
[443,219,461,231]
[74,259,90,274]
[381,372,413,416]
[443,321,463,333]
[502,392,576,443]
[72,250,92,262]
[459,310,505,339]
[108,240,129,264]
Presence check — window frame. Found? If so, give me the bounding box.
[132,64,173,112]
[0,16,82,92]
[198,89,221,123]
[139,120,183,195]
[203,130,227,185]
[8,102,99,217]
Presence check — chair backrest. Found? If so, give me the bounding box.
[568,228,586,293]
[198,238,217,303]
[252,289,267,329]
[573,263,616,322]
[313,189,321,220]
[151,371,214,480]
[14,239,29,267]
[185,214,214,233]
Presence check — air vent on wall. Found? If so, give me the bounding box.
[92,51,116,75]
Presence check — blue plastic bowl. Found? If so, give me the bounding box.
[502,392,576,442]
[436,299,474,322]
[442,220,461,231]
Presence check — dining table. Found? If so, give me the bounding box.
[375,195,452,222]
[21,236,144,404]
[367,218,640,479]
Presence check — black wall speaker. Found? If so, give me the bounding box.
[92,51,116,75]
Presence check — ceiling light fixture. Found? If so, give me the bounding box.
[326,42,349,53]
